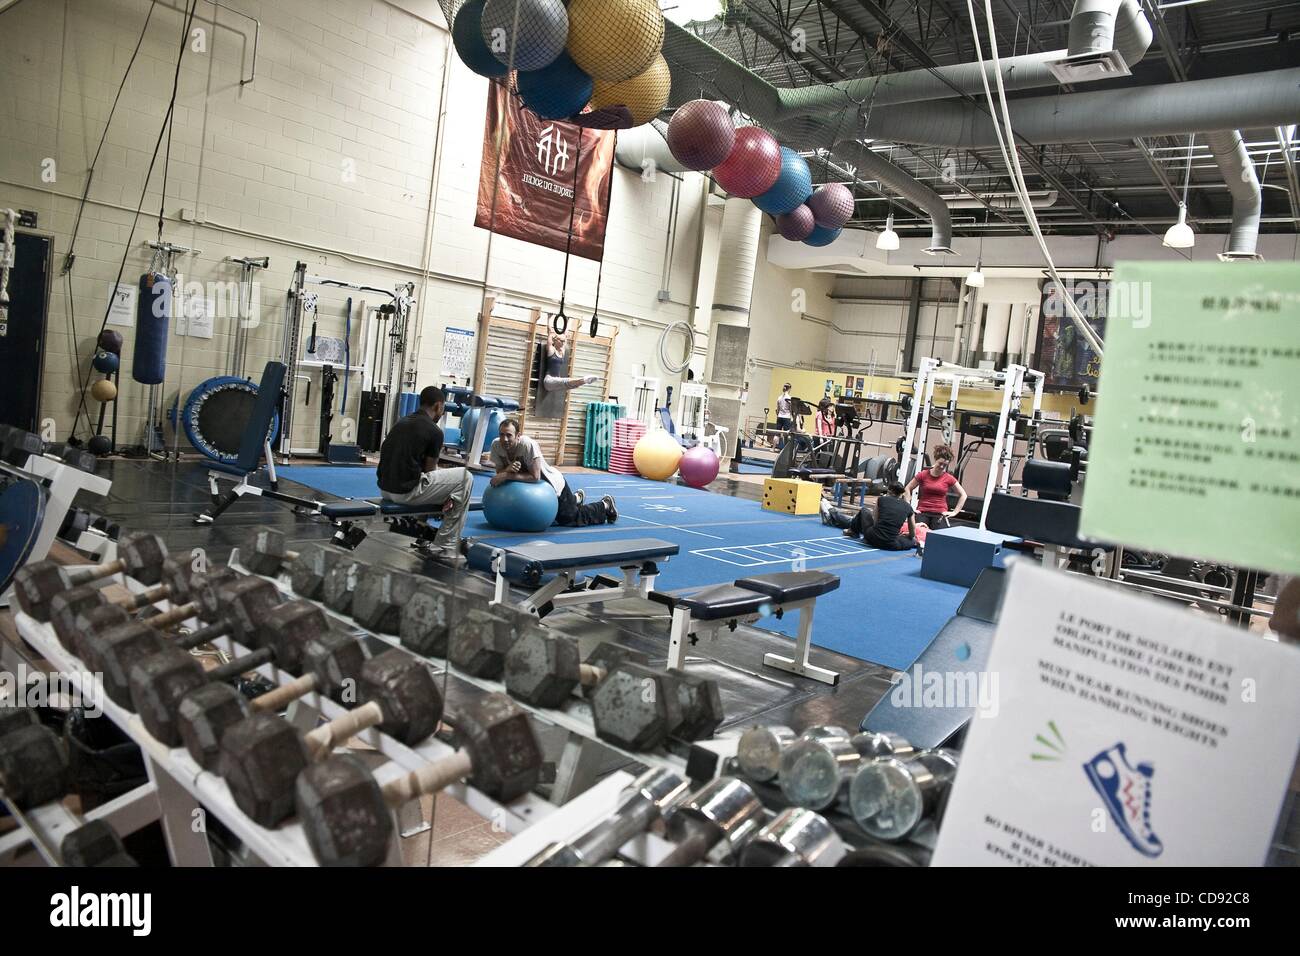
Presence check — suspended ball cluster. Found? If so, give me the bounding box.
[451,0,669,128]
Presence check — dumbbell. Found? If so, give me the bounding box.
[61,820,137,867]
[294,693,542,866]
[0,426,96,473]
[351,566,422,634]
[778,726,915,811]
[847,748,959,841]
[736,725,797,782]
[13,531,169,621]
[739,807,846,867]
[590,662,724,751]
[399,580,470,658]
[449,606,541,679]
[244,530,345,602]
[321,556,366,614]
[49,560,237,650]
[0,705,38,740]
[0,723,70,811]
[79,576,283,708]
[220,649,444,827]
[128,596,347,747]
[525,767,689,867]
[655,777,764,867]
[504,633,647,708]
[178,623,368,771]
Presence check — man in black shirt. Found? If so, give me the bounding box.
[377,386,473,562]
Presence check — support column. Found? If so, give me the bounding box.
[703,198,763,457]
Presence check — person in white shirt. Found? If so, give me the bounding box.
[489,419,617,526]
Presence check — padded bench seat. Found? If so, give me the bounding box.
[661,584,769,621]
[734,570,840,603]
[320,499,484,520]
[467,537,678,577]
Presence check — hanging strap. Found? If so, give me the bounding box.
[553,130,586,335]
[590,130,617,338]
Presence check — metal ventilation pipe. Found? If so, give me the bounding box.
[615,120,689,176]
[1068,0,1154,64]
[831,142,954,253]
[1205,130,1263,259]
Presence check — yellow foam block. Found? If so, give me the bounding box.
[762,477,823,515]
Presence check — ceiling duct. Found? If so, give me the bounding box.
[1204,130,1264,260]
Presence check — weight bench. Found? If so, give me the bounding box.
[650,571,842,685]
[464,537,678,618]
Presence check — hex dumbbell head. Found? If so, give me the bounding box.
[666,669,724,741]
[0,707,37,740]
[504,631,582,707]
[357,650,443,744]
[12,562,72,621]
[178,683,252,771]
[194,573,274,626]
[61,821,136,867]
[245,529,294,575]
[0,724,69,810]
[352,568,421,635]
[457,692,543,801]
[288,544,343,600]
[399,582,457,658]
[129,648,210,747]
[322,559,365,615]
[303,628,371,703]
[295,753,391,867]
[448,608,514,678]
[581,642,649,699]
[221,713,310,827]
[50,586,113,648]
[93,623,169,708]
[67,603,131,668]
[254,600,327,673]
[116,532,170,585]
[591,662,682,752]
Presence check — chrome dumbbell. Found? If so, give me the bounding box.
[848,748,959,841]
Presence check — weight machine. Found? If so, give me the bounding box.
[223,254,269,379]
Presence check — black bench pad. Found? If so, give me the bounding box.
[734,570,840,603]
[669,584,769,621]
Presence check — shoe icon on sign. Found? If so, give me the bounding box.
[1084,742,1163,858]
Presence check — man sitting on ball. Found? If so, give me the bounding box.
[489,419,616,526]
[377,385,473,565]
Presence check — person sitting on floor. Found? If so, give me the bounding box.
[542,333,598,394]
[489,418,617,526]
[377,385,473,565]
[844,482,919,552]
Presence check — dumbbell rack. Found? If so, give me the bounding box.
[11,571,603,867]
[229,550,742,798]
[0,780,159,866]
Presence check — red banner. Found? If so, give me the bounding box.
[475,80,614,262]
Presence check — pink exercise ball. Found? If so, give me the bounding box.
[807,183,854,230]
[678,445,719,488]
[776,205,815,241]
[667,99,735,171]
[712,126,782,199]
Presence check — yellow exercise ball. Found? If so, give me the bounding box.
[566,0,664,83]
[633,429,683,481]
[90,379,117,402]
[591,53,671,128]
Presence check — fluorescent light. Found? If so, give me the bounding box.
[875,213,899,251]
[662,0,724,26]
[1162,204,1195,249]
[965,259,985,288]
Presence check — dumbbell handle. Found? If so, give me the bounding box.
[656,824,715,868]
[140,601,202,632]
[567,791,660,864]
[380,749,474,806]
[67,558,127,586]
[302,700,387,761]
[578,663,604,686]
[206,647,276,686]
[252,673,319,713]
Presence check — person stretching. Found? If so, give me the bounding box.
[845,482,918,551]
[377,386,473,565]
[489,419,616,526]
[542,333,598,393]
[905,443,968,529]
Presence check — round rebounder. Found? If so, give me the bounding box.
[0,475,45,594]
[517,51,593,120]
[591,53,671,128]
[565,0,664,83]
[481,0,569,72]
[181,377,281,465]
[712,126,782,199]
[807,183,855,230]
[667,99,735,171]
[776,205,816,241]
[482,480,559,533]
[453,0,508,77]
[752,148,813,216]
[633,430,683,481]
[678,445,720,488]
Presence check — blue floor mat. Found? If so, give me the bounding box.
[269,466,963,669]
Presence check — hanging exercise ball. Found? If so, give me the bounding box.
[566,0,664,83]
[517,51,593,120]
[807,183,854,230]
[776,205,816,242]
[453,0,508,77]
[667,99,734,171]
[87,434,112,457]
[91,379,118,403]
[712,126,782,199]
[591,53,670,128]
[92,349,119,374]
[633,430,683,481]
[483,479,559,533]
[679,445,720,489]
[97,329,123,354]
[753,147,813,216]
[481,0,569,72]
[804,224,843,247]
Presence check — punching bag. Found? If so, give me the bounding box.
[133,271,171,385]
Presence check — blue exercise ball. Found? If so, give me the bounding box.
[454,0,508,77]
[518,51,592,120]
[92,349,119,374]
[459,407,481,450]
[752,147,813,216]
[804,224,843,247]
[483,479,559,532]
[481,0,569,72]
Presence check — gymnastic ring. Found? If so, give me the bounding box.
[181,376,281,464]
[551,310,569,335]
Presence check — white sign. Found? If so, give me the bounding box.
[932,561,1300,867]
[440,326,475,380]
[106,282,136,327]
[176,291,214,339]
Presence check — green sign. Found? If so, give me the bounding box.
[1080,262,1300,575]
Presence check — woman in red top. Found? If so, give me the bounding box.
[814,399,837,437]
[905,444,968,529]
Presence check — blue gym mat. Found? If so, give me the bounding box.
[734,461,773,475]
[271,465,964,669]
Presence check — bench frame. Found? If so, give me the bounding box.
[482,545,663,618]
